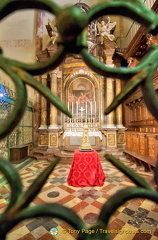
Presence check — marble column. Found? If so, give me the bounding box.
[57,70,62,127]
[103,49,117,149]
[116,78,124,128]
[49,70,58,129]
[39,75,47,129]
[105,53,115,128]
[34,76,41,146]
[115,79,125,149]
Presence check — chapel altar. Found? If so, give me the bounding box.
[34,2,126,156]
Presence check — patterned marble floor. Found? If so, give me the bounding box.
[0,156,158,240]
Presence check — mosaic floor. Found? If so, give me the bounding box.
[0,156,158,240]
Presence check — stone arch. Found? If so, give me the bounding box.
[64,70,99,103]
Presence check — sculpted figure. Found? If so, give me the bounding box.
[97,17,116,44]
[48,18,58,44]
[87,38,97,53]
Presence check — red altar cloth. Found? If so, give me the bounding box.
[67,149,105,187]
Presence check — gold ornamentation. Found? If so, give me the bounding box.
[117,133,125,144]
[50,134,57,147]
[108,134,115,146]
[40,134,48,145]
[79,124,92,150]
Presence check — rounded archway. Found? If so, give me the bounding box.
[64,71,99,123]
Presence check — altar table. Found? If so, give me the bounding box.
[67,149,105,187]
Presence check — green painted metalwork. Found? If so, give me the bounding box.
[0,0,158,239]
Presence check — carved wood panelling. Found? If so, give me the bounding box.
[125,132,131,149]
[139,135,146,156]
[147,135,156,160]
[125,132,158,166]
[123,1,158,170]
[132,133,139,152]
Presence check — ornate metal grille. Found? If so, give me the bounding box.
[0,0,158,239]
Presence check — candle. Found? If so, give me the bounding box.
[70,118,71,129]
[77,101,78,119]
[90,101,92,122]
[72,101,73,115]
[86,102,87,122]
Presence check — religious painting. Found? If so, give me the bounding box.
[67,77,96,120]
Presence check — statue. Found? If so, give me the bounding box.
[87,38,97,53]
[97,17,116,44]
[48,18,58,44]
[87,21,97,54]
[79,124,92,151]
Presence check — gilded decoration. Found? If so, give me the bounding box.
[117,132,125,144]
[79,124,92,151]
[40,134,48,145]
[50,134,58,147]
[107,134,115,146]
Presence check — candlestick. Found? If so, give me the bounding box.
[77,101,78,120]
[95,101,96,116]
[90,101,92,122]
[86,102,87,122]
[72,101,73,115]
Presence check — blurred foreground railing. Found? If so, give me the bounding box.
[0,0,158,239]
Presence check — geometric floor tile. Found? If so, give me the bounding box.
[0,157,157,240]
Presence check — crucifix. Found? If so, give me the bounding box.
[79,106,85,122]
[79,106,85,112]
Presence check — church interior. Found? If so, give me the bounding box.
[0,0,158,239]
